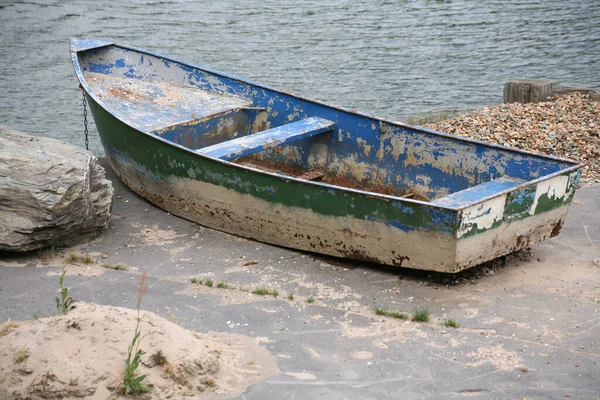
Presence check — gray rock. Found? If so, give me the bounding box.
[0,126,113,252]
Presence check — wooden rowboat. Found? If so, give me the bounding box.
[71,38,584,273]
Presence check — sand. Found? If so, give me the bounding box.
[0,302,279,399]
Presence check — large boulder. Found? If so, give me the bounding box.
[0,126,113,252]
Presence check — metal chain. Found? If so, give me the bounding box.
[82,90,89,151]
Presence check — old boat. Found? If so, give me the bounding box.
[70,38,584,273]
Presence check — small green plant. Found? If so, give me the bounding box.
[120,272,151,395]
[13,346,29,364]
[190,277,203,285]
[151,350,167,366]
[375,308,409,320]
[390,311,409,320]
[204,279,214,287]
[55,264,75,315]
[252,287,279,297]
[287,294,294,301]
[412,308,431,323]
[442,318,459,329]
[216,282,230,289]
[306,296,315,304]
[65,253,95,264]
[101,262,129,271]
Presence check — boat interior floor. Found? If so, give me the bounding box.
[84,72,252,132]
[236,157,431,201]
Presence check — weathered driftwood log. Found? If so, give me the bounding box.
[0,126,113,252]
[504,79,600,103]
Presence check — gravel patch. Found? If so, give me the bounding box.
[427,94,599,182]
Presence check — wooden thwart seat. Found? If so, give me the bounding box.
[197,117,335,161]
[430,176,526,208]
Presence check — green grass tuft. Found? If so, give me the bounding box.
[306,296,315,304]
[204,279,214,287]
[287,294,294,301]
[151,350,167,366]
[216,282,230,289]
[442,318,459,329]
[190,277,202,285]
[389,311,409,320]
[375,308,409,320]
[13,346,29,364]
[411,308,431,323]
[65,253,95,264]
[101,262,129,271]
[252,287,279,297]
[39,245,60,261]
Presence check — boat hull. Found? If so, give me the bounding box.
[88,97,578,273]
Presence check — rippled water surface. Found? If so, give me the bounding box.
[1,0,599,154]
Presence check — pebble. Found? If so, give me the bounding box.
[428,94,600,183]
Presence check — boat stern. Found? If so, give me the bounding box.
[453,169,581,271]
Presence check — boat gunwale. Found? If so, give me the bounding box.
[70,39,586,212]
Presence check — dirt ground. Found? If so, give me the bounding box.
[0,167,598,399]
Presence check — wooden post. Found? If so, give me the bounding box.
[504,79,558,104]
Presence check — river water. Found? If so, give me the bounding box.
[1,0,599,155]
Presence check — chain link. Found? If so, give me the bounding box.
[82,90,89,151]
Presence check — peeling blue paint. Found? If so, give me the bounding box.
[198,117,334,161]
[568,169,582,189]
[365,216,417,233]
[431,176,525,208]
[504,185,536,219]
[391,202,415,215]
[87,62,115,74]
